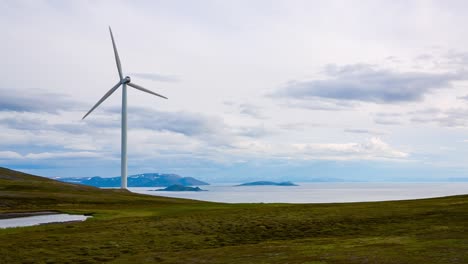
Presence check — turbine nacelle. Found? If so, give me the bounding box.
[122,76,131,84]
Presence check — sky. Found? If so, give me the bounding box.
[2,0,468,182]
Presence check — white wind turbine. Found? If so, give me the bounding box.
[82,27,167,189]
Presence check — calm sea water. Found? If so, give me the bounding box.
[130,183,468,203]
[0,214,91,229]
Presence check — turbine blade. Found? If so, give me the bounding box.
[128,82,168,99]
[82,82,122,120]
[109,26,123,80]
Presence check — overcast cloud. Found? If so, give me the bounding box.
[131,73,179,83]
[0,88,82,113]
[2,1,468,181]
[273,64,462,104]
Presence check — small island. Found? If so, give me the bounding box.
[151,184,206,192]
[236,181,298,186]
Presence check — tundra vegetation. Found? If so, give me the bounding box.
[0,167,467,264]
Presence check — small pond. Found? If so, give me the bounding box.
[0,213,91,229]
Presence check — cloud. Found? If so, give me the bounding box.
[0,115,48,131]
[0,112,107,136]
[224,101,266,119]
[99,106,257,148]
[272,64,461,105]
[344,129,385,135]
[0,150,101,160]
[414,54,433,61]
[114,106,225,137]
[238,103,265,119]
[113,106,270,142]
[443,51,468,67]
[0,104,227,140]
[373,119,403,126]
[372,112,405,126]
[373,107,468,128]
[230,137,408,161]
[279,122,324,130]
[0,151,23,159]
[131,73,179,82]
[291,137,408,160]
[408,107,468,127]
[24,151,101,159]
[236,126,269,138]
[278,98,356,111]
[0,104,270,167]
[0,88,82,113]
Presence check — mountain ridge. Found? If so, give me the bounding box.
[56,173,209,187]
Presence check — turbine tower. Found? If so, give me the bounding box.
[82,27,167,189]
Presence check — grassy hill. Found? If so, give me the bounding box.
[0,167,467,263]
[0,167,200,212]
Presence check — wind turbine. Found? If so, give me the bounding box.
[82,27,167,189]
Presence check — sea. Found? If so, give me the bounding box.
[130,182,468,203]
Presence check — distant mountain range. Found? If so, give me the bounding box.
[56,173,209,188]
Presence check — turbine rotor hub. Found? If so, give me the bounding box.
[123,76,131,84]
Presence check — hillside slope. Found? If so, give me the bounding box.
[0,167,467,264]
[0,167,201,212]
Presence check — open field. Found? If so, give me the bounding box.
[0,167,467,263]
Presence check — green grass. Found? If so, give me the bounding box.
[0,167,467,263]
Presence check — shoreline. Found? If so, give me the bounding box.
[0,211,60,220]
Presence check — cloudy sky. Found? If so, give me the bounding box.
[2,0,468,182]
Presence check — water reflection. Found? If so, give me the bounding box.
[0,214,91,229]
